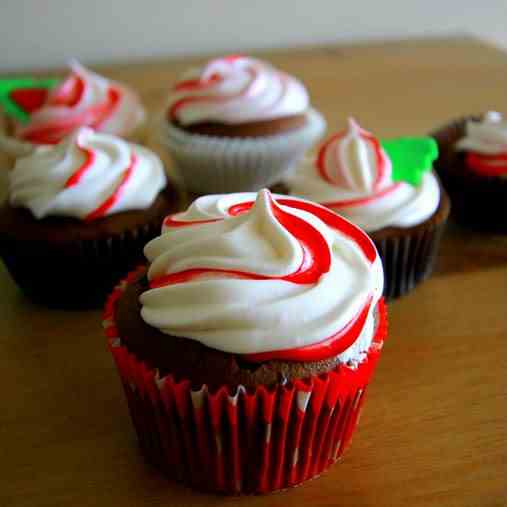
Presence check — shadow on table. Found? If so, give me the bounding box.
[435,221,507,276]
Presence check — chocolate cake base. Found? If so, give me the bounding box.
[0,186,183,309]
[114,270,381,391]
[171,114,308,138]
[431,116,507,233]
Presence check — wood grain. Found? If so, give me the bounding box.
[1,37,506,507]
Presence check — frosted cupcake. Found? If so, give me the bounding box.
[155,55,326,193]
[282,118,450,299]
[0,127,181,308]
[0,61,146,159]
[432,111,507,232]
[104,189,387,494]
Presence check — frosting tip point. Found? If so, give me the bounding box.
[347,117,360,131]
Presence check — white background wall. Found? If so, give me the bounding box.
[1,0,506,71]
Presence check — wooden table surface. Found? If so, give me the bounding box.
[1,37,506,507]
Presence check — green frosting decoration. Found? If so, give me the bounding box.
[0,78,59,123]
[380,137,438,186]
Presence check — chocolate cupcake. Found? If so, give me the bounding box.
[0,127,182,308]
[104,190,387,494]
[0,61,146,160]
[154,55,326,193]
[282,118,450,300]
[431,111,507,233]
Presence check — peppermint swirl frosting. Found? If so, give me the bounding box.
[455,112,507,177]
[166,55,309,125]
[140,190,383,363]
[456,111,507,155]
[9,127,166,220]
[285,119,440,232]
[15,61,145,144]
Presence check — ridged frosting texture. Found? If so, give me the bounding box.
[166,55,309,126]
[140,190,383,364]
[456,111,507,154]
[9,127,166,220]
[285,118,440,232]
[15,61,145,144]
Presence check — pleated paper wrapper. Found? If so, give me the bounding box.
[372,195,449,300]
[103,268,387,494]
[154,108,326,194]
[0,187,181,309]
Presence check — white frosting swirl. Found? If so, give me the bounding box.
[9,127,166,220]
[285,119,440,232]
[15,61,145,144]
[456,111,507,154]
[167,55,309,125]
[140,190,383,363]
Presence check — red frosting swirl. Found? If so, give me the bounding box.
[166,55,309,125]
[466,152,507,177]
[314,120,401,209]
[153,193,381,362]
[14,62,143,145]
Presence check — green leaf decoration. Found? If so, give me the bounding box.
[0,78,59,124]
[381,137,439,186]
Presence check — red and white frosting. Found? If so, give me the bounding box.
[166,55,309,126]
[456,111,507,177]
[285,118,440,232]
[140,190,383,364]
[9,127,166,221]
[14,61,145,145]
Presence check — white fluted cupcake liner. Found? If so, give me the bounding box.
[155,108,326,194]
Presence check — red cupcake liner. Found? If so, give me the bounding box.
[103,268,387,494]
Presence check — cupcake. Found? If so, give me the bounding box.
[104,189,387,494]
[155,54,326,193]
[0,61,146,159]
[0,127,182,308]
[431,111,507,232]
[282,118,450,299]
